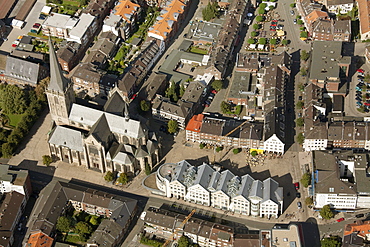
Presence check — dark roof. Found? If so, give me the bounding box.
[234,234,260,247]
[144,73,168,101]
[48,38,70,93]
[72,63,101,84]
[10,50,44,63]
[0,191,24,231]
[332,95,343,111]
[89,114,111,148]
[104,91,126,116]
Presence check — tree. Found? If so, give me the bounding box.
[251,150,257,156]
[56,216,72,233]
[296,132,305,145]
[298,20,304,25]
[202,2,219,21]
[251,31,258,37]
[296,15,301,19]
[167,120,178,134]
[89,215,100,226]
[253,23,261,30]
[75,221,92,236]
[269,38,277,45]
[234,105,242,115]
[256,16,264,22]
[296,101,304,109]
[178,235,190,247]
[321,236,341,247]
[258,8,265,15]
[42,155,53,166]
[117,173,128,185]
[258,38,267,45]
[179,84,186,97]
[301,50,310,61]
[290,3,295,7]
[0,85,27,114]
[305,197,313,205]
[298,83,305,91]
[296,117,304,127]
[220,101,232,114]
[2,143,13,158]
[320,205,334,220]
[145,162,151,175]
[281,39,289,45]
[259,3,267,9]
[300,67,307,76]
[199,143,205,149]
[233,148,241,154]
[300,31,308,38]
[212,80,224,91]
[140,100,150,112]
[104,171,115,182]
[247,38,256,44]
[215,146,223,152]
[301,172,311,187]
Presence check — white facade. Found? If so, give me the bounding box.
[260,200,280,218]
[185,184,211,206]
[211,190,230,210]
[230,195,250,215]
[264,134,285,153]
[0,180,26,196]
[169,180,187,199]
[327,3,353,14]
[315,193,357,209]
[303,138,328,151]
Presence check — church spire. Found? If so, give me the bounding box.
[47,37,70,93]
[124,102,130,121]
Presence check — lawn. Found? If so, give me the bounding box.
[65,233,82,245]
[6,114,24,127]
[63,0,80,6]
[189,46,208,55]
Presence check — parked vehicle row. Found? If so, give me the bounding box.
[203,89,217,108]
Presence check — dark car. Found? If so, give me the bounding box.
[356,214,364,218]
[296,192,301,198]
[205,100,211,105]
[298,96,302,100]
[39,14,46,20]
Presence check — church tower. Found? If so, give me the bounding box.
[46,38,75,125]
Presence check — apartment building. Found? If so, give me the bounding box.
[0,164,32,199]
[156,161,283,218]
[113,0,142,40]
[343,220,370,246]
[357,0,370,41]
[67,13,98,45]
[311,19,351,42]
[324,0,354,14]
[296,0,328,34]
[42,13,78,38]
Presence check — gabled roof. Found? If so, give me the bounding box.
[48,38,70,93]
[191,163,215,190]
[48,125,84,152]
[114,0,140,23]
[27,232,54,247]
[104,90,127,116]
[88,114,111,148]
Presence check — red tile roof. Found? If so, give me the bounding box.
[186,114,204,132]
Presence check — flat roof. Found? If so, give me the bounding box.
[228,71,257,99]
[43,12,73,29]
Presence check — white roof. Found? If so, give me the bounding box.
[68,13,95,41]
[41,6,52,14]
[49,126,84,151]
[43,13,73,29]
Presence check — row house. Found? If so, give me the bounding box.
[27,181,137,247]
[156,161,283,218]
[0,164,32,200]
[147,0,189,46]
[57,41,83,72]
[185,113,264,149]
[312,19,351,42]
[144,207,236,247]
[112,0,142,40]
[118,38,163,98]
[296,0,328,34]
[357,0,370,41]
[320,0,354,14]
[205,0,248,80]
[82,0,117,24]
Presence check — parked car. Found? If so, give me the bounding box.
[293,19,297,24]
[297,202,302,209]
[39,14,46,20]
[205,100,211,105]
[211,89,218,94]
[357,69,365,73]
[298,95,302,100]
[298,112,302,118]
[294,182,299,190]
[296,192,301,198]
[290,10,295,15]
[356,214,365,218]
[30,29,38,33]
[336,217,345,222]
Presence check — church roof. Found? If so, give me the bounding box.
[89,114,111,147]
[47,38,70,93]
[104,90,127,116]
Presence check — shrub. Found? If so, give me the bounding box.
[233,148,241,154]
[104,171,115,182]
[42,155,53,166]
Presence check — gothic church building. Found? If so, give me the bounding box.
[46,39,160,175]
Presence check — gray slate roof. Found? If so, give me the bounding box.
[48,38,70,92]
[5,56,41,85]
[48,125,84,151]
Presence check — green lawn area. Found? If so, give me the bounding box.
[63,0,80,6]
[189,47,208,55]
[65,234,82,244]
[6,114,24,127]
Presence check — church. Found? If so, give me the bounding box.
[46,39,160,175]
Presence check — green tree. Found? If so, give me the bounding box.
[258,38,267,45]
[215,146,223,152]
[301,50,310,61]
[290,3,296,7]
[296,101,304,109]
[89,215,100,226]
[256,16,264,22]
[2,143,13,158]
[297,132,305,145]
[202,2,219,21]
[140,100,150,112]
[104,171,115,182]
[251,31,258,37]
[281,39,289,45]
[42,155,53,166]
[320,205,334,220]
[167,120,178,134]
[296,15,301,19]
[258,8,265,15]
[199,143,205,149]
[300,31,308,38]
[321,236,341,247]
[178,235,190,247]
[212,80,224,91]
[179,84,186,97]
[298,20,304,25]
[247,38,256,44]
[253,23,261,30]
[56,216,72,233]
[296,117,304,127]
[251,150,258,156]
[269,38,277,45]
[259,3,267,9]
[298,83,305,91]
[305,197,313,205]
[300,67,308,76]
[220,101,232,114]
[75,221,92,236]
[301,172,311,187]
[145,162,151,175]
[117,173,128,185]
[0,85,27,114]
[233,148,241,154]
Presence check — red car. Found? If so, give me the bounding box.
[11,44,17,47]
[130,93,137,100]
[357,69,365,73]
[336,217,345,222]
[211,89,218,94]
[271,24,277,26]
[294,182,299,190]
